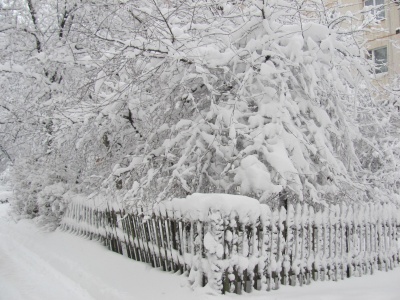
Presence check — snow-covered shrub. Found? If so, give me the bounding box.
[0,166,11,186]
[11,160,42,218]
[2,0,399,227]
[36,183,69,230]
[104,0,384,206]
[10,157,72,226]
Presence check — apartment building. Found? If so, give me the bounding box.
[338,0,400,83]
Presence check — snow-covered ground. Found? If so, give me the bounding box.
[1,185,400,300]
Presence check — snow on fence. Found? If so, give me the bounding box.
[60,193,400,294]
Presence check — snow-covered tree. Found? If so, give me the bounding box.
[1,0,399,224]
[0,0,90,217]
[103,0,382,207]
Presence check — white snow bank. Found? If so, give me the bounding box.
[0,181,12,203]
[65,191,122,211]
[234,155,283,199]
[156,193,261,222]
[0,190,12,203]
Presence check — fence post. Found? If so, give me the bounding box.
[276,206,286,289]
[260,206,272,291]
[203,209,224,293]
[307,206,315,285]
[313,209,322,281]
[283,204,294,286]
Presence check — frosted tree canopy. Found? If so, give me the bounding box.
[0,0,399,223]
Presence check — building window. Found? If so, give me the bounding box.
[368,47,388,74]
[365,0,385,20]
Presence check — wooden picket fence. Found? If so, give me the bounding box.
[60,199,400,294]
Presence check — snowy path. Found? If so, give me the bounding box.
[0,203,196,300]
[0,185,400,300]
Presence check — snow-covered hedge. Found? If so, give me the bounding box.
[5,0,400,221]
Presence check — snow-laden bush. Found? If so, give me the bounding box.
[102,0,388,207]
[35,183,69,230]
[1,0,399,227]
[0,166,11,186]
[11,160,41,218]
[10,157,72,224]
